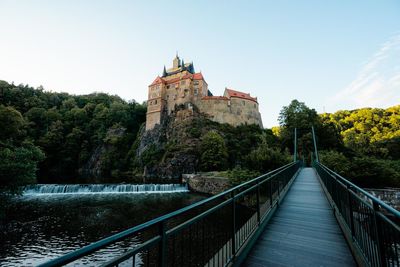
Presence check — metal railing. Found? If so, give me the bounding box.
[314,162,400,267]
[310,125,400,267]
[38,161,302,267]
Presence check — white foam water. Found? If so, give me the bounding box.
[22,184,189,195]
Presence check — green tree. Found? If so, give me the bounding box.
[245,133,291,172]
[200,131,228,171]
[278,100,321,161]
[0,105,25,142]
[0,142,45,193]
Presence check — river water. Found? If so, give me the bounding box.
[0,184,206,266]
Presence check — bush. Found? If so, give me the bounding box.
[219,167,261,185]
[140,144,165,167]
[320,150,400,188]
[348,157,400,188]
[244,138,291,173]
[319,150,351,176]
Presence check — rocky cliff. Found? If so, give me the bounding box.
[134,104,265,183]
[135,108,205,183]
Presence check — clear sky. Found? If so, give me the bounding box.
[1,1,399,127]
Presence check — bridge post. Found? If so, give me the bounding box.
[158,221,167,267]
[294,128,297,162]
[269,180,273,207]
[256,180,261,223]
[231,191,236,259]
[373,202,387,267]
[347,185,355,238]
[311,126,319,163]
[277,179,280,197]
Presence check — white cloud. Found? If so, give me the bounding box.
[333,33,400,109]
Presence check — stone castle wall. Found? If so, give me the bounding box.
[196,98,263,127]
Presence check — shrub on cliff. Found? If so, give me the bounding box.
[200,131,229,171]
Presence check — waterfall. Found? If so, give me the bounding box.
[23,184,189,195]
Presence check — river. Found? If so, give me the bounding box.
[0,184,206,266]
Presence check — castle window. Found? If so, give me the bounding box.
[154,100,157,104]
[181,80,185,85]
[194,88,198,96]
[167,85,170,89]
[242,100,245,106]
[194,81,199,85]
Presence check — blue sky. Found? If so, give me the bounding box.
[0,1,399,127]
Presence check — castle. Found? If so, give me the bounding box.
[146,55,263,130]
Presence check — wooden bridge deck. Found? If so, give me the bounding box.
[244,167,356,267]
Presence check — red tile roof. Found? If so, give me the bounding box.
[202,96,229,101]
[149,76,164,86]
[225,88,257,103]
[150,72,206,86]
[193,73,204,80]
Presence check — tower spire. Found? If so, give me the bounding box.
[173,53,180,68]
[162,65,167,77]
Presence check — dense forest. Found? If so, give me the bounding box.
[276,100,400,188]
[0,80,146,193]
[0,80,399,194]
[318,106,400,187]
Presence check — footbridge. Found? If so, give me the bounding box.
[39,128,399,267]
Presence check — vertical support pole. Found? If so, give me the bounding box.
[256,181,260,223]
[373,202,386,267]
[277,178,281,205]
[159,221,167,267]
[311,126,319,163]
[294,128,297,162]
[269,179,273,207]
[231,191,236,258]
[347,185,355,238]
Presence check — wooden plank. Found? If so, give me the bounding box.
[244,168,356,267]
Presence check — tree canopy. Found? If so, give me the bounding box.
[0,80,146,189]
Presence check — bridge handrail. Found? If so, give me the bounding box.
[39,161,301,267]
[318,162,400,219]
[314,161,400,267]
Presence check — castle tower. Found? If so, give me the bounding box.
[173,54,180,69]
[145,55,207,131]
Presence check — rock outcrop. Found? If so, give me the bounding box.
[80,126,127,182]
[136,107,210,183]
[182,174,230,195]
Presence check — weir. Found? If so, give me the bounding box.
[23,184,189,195]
